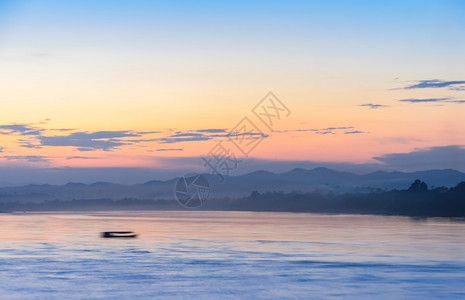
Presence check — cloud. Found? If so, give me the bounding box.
[291,126,354,133]
[325,127,354,130]
[344,130,366,134]
[0,121,291,154]
[0,123,162,148]
[158,129,267,144]
[373,145,465,171]
[360,104,390,109]
[378,137,424,144]
[48,128,77,132]
[137,131,163,135]
[399,79,465,90]
[18,141,43,149]
[398,97,450,103]
[0,124,253,151]
[195,129,228,133]
[153,148,465,175]
[398,97,465,104]
[68,131,141,139]
[0,124,43,136]
[169,132,207,138]
[3,155,50,163]
[36,118,51,125]
[38,132,136,151]
[0,121,271,151]
[17,130,152,152]
[66,156,100,160]
[36,128,265,148]
[450,86,465,91]
[277,126,368,135]
[153,148,183,152]
[157,136,213,144]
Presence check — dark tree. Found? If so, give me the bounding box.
[408,179,428,192]
[250,191,261,198]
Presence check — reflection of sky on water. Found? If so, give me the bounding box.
[0,211,464,298]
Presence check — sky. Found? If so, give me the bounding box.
[0,0,465,184]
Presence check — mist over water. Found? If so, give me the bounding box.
[1,211,464,299]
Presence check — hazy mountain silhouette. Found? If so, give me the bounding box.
[0,167,464,204]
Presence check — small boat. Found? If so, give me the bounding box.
[101,231,137,238]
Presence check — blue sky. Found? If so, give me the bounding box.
[0,0,464,184]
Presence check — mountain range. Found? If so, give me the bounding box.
[0,167,464,203]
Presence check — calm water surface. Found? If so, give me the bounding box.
[0,211,464,299]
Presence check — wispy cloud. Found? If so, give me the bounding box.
[399,79,465,90]
[398,97,465,104]
[18,140,43,149]
[3,155,50,163]
[169,132,208,138]
[66,156,100,160]
[450,86,465,91]
[378,137,424,145]
[0,124,44,136]
[38,131,140,151]
[344,130,367,134]
[399,97,450,103]
[276,126,367,135]
[158,129,267,144]
[0,121,268,152]
[157,135,213,144]
[296,126,354,133]
[153,148,183,152]
[277,126,368,135]
[0,123,154,152]
[195,129,228,133]
[360,104,390,109]
[373,145,465,171]
[0,120,363,156]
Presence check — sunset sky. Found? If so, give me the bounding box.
[1,0,465,183]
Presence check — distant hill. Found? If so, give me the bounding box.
[0,167,464,203]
